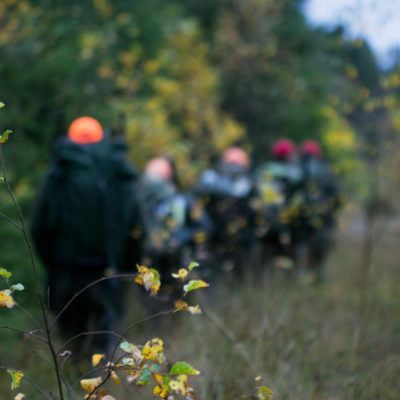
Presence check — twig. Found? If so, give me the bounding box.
[0,143,64,400]
[0,211,22,231]
[50,273,136,330]
[58,330,125,354]
[15,302,45,332]
[0,325,47,344]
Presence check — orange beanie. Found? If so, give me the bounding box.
[68,117,103,144]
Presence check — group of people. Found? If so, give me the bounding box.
[30,116,340,355]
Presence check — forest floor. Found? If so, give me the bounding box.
[1,204,400,399]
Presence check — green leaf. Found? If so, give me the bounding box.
[170,361,200,376]
[0,130,13,144]
[183,279,209,294]
[152,363,160,372]
[11,284,24,292]
[0,268,12,279]
[256,385,274,400]
[121,357,134,366]
[137,368,151,385]
[120,341,135,352]
[7,369,24,390]
[0,102,4,109]
[188,261,199,272]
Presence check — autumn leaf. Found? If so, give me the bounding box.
[170,361,200,376]
[174,300,202,314]
[169,374,194,398]
[137,367,152,386]
[120,341,144,363]
[134,265,161,296]
[11,283,24,292]
[153,384,169,399]
[0,130,13,143]
[80,377,102,392]
[0,290,15,308]
[7,369,23,390]
[183,279,209,294]
[142,338,164,363]
[171,268,188,279]
[255,385,274,400]
[0,268,12,279]
[91,354,105,367]
[187,261,199,272]
[110,371,120,385]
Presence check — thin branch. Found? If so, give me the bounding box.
[0,211,22,231]
[58,330,125,354]
[0,326,47,344]
[0,143,65,400]
[15,302,45,332]
[50,273,136,330]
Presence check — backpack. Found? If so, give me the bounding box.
[31,136,138,270]
[137,176,191,256]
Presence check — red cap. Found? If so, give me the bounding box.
[222,147,250,168]
[271,138,296,160]
[300,140,322,158]
[145,157,173,180]
[68,117,103,144]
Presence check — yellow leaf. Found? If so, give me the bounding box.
[0,290,15,308]
[14,393,25,400]
[256,385,274,400]
[142,338,164,363]
[174,300,202,314]
[80,377,102,393]
[152,372,164,386]
[7,369,23,389]
[135,265,161,296]
[169,374,194,398]
[174,300,189,311]
[188,305,202,314]
[171,268,188,279]
[111,371,120,385]
[153,384,169,399]
[91,353,105,367]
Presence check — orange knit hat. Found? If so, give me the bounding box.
[68,117,103,144]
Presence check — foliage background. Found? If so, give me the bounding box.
[1,0,400,398]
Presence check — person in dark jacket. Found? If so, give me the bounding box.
[196,147,259,277]
[137,157,212,305]
[253,139,303,270]
[31,116,139,356]
[296,139,341,282]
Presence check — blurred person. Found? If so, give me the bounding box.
[137,157,212,304]
[253,138,304,270]
[31,116,139,357]
[296,139,341,282]
[196,147,259,277]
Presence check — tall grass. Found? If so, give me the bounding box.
[2,208,400,399]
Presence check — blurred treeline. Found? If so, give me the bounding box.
[2,0,400,195]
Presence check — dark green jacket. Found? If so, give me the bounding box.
[31,136,139,270]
